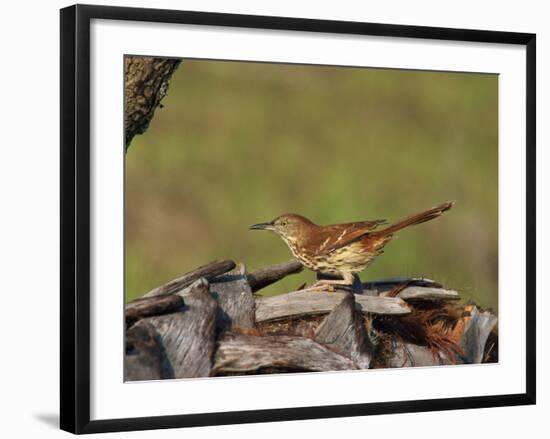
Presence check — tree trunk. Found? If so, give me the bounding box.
[124,56,181,150]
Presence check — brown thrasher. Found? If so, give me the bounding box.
[250,201,453,290]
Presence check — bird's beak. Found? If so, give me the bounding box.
[249,222,275,231]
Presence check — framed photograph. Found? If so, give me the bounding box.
[60,4,536,434]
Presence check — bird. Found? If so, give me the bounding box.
[250,201,454,290]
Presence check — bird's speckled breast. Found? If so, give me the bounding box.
[280,236,377,276]
[280,236,317,270]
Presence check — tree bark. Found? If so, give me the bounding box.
[124,56,181,150]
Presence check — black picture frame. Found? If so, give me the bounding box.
[60,4,536,434]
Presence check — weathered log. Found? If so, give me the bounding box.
[385,341,454,368]
[125,295,184,327]
[212,334,357,375]
[125,56,181,149]
[395,286,460,302]
[125,322,164,381]
[364,277,443,290]
[143,259,236,298]
[247,259,303,292]
[139,279,218,378]
[126,266,498,379]
[314,293,373,368]
[158,272,256,331]
[210,274,255,331]
[255,290,411,323]
[459,306,498,364]
[362,277,443,296]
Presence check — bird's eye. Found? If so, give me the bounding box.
[281,220,287,227]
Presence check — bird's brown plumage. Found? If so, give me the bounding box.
[250,201,454,284]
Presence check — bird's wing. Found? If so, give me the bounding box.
[312,219,387,255]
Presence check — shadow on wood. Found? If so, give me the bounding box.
[136,279,218,378]
[314,293,374,369]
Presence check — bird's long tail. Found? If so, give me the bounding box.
[373,201,454,237]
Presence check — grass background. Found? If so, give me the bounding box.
[125,59,498,311]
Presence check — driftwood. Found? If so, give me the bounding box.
[138,279,218,378]
[255,289,411,323]
[394,286,460,301]
[314,293,373,369]
[125,295,184,327]
[143,259,236,298]
[210,274,255,331]
[362,277,443,296]
[385,342,454,368]
[125,56,181,149]
[247,259,303,292]
[212,334,357,375]
[364,277,443,289]
[125,259,498,380]
[459,305,498,364]
[125,321,164,381]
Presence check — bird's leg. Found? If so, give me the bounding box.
[308,273,355,292]
[310,279,350,291]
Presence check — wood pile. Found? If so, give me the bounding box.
[125,259,498,380]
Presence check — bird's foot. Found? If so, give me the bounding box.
[303,283,334,293]
[306,279,353,293]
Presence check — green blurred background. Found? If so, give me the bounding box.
[125,59,498,311]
